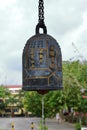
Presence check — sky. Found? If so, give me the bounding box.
[0,0,87,85]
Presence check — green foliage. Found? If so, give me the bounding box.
[0,85,10,98]
[24,90,64,118]
[39,125,48,130]
[0,86,10,110]
[16,90,25,108]
[38,121,48,130]
[81,117,87,125]
[44,91,64,117]
[63,61,87,113]
[75,122,81,130]
[24,91,42,116]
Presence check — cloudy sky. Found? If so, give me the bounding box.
[0,0,87,85]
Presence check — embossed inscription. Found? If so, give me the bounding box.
[29,40,45,48]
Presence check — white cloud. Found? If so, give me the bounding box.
[0,0,16,9]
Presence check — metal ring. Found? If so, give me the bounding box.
[36,23,47,34]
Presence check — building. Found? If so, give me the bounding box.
[4,85,25,117]
[6,85,22,95]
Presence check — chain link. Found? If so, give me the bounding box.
[38,0,44,23]
[36,0,47,34]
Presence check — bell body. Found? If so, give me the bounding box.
[22,34,62,91]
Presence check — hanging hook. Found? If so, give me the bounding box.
[36,22,47,34]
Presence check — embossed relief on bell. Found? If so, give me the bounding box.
[49,45,55,57]
[49,45,57,70]
[22,34,62,91]
[29,49,35,68]
[25,39,47,69]
[39,49,44,63]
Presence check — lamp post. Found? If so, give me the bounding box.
[42,95,44,130]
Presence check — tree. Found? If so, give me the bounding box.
[63,61,87,114]
[23,61,87,119]
[15,90,25,108]
[0,85,10,116]
[24,91,42,117]
[0,85,10,98]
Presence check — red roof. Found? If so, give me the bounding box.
[6,85,22,89]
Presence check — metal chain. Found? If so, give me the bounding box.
[36,0,47,34]
[38,0,44,23]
